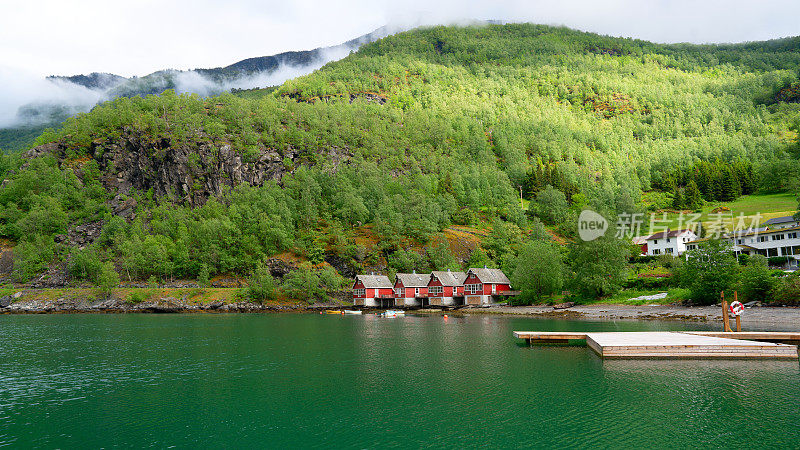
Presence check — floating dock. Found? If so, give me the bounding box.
[513,331,799,360]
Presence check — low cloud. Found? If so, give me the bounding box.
[0,66,108,128]
[0,43,360,129]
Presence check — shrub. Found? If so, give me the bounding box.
[679,239,740,305]
[68,247,103,282]
[12,236,55,282]
[97,261,120,299]
[147,275,159,288]
[198,264,211,288]
[451,208,477,226]
[282,263,348,304]
[739,255,775,303]
[244,261,277,303]
[127,289,154,304]
[770,272,800,305]
[624,275,674,290]
[767,256,790,267]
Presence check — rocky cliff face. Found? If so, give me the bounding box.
[26,131,299,207]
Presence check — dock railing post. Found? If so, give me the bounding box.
[734,291,741,332]
[721,291,732,332]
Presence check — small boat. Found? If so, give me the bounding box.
[343,310,362,315]
[383,310,405,317]
[325,310,343,315]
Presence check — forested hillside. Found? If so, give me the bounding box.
[1,24,799,301]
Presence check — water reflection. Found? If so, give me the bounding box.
[0,313,798,448]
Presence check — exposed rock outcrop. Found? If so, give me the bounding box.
[24,131,302,207]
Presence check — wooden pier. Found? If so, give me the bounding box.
[513,331,799,360]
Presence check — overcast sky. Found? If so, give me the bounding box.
[2,0,800,78]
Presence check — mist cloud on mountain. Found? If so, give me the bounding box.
[0,38,363,129]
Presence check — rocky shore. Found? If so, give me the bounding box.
[3,291,799,331]
[477,304,800,331]
[0,291,336,314]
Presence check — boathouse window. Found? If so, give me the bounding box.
[758,236,768,242]
[465,284,481,294]
[652,249,661,255]
[429,286,443,295]
[665,248,673,254]
[772,234,784,241]
[354,288,365,296]
[653,240,658,244]
[789,232,798,239]
[395,288,402,296]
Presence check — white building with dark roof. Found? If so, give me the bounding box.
[645,229,697,256]
[686,224,800,268]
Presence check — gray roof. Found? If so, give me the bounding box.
[646,229,694,240]
[430,270,467,286]
[354,274,392,289]
[468,268,510,284]
[762,216,799,226]
[395,272,430,288]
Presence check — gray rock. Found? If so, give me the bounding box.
[0,295,11,308]
[12,291,22,299]
[207,301,224,310]
[553,302,576,310]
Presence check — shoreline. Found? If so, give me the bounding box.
[2,290,799,330]
[468,304,800,331]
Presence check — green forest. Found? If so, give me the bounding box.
[1,23,799,304]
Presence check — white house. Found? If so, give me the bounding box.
[645,229,698,256]
[686,225,800,268]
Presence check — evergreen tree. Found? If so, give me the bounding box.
[684,180,702,210]
[672,187,684,210]
[720,166,742,201]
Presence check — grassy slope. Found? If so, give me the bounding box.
[646,192,798,233]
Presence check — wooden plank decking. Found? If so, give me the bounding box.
[513,331,588,342]
[682,331,800,344]
[514,331,799,360]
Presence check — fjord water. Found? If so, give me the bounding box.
[1,314,798,448]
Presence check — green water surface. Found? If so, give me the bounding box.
[0,313,798,448]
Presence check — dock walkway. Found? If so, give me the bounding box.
[513,331,799,360]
